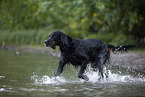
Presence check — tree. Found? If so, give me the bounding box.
[0,0,145,46]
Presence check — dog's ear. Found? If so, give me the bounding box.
[60,33,72,47]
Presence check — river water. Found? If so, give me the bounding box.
[0,49,145,97]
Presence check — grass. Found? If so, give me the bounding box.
[0,27,137,46]
[130,48,145,53]
[0,27,55,45]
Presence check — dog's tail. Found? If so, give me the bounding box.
[107,44,135,52]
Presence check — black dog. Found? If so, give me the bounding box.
[44,31,135,81]
[44,31,110,81]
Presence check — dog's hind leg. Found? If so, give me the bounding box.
[98,61,104,81]
[78,60,89,81]
[91,62,98,72]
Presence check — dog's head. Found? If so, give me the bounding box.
[44,31,72,49]
[44,31,61,49]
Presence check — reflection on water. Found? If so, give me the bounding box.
[0,50,145,97]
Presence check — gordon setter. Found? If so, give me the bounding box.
[44,31,135,81]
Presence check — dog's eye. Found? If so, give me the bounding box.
[49,34,51,37]
[49,32,54,38]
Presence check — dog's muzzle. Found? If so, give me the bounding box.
[44,39,56,49]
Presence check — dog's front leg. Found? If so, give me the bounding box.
[55,61,66,77]
[78,60,89,81]
[55,54,67,77]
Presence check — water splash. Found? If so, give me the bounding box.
[86,69,145,84]
[31,67,145,85]
[31,74,83,85]
[86,66,145,83]
[40,76,67,84]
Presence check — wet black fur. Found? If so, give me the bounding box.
[44,31,135,81]
[44,31,110,81]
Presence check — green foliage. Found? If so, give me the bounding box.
[0,0,144,46]
[0,28,54,45]
[84,32,136,45]
[112,34,136,46]
[0,29,136,46]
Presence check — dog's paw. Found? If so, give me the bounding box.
[78,74,89,81]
